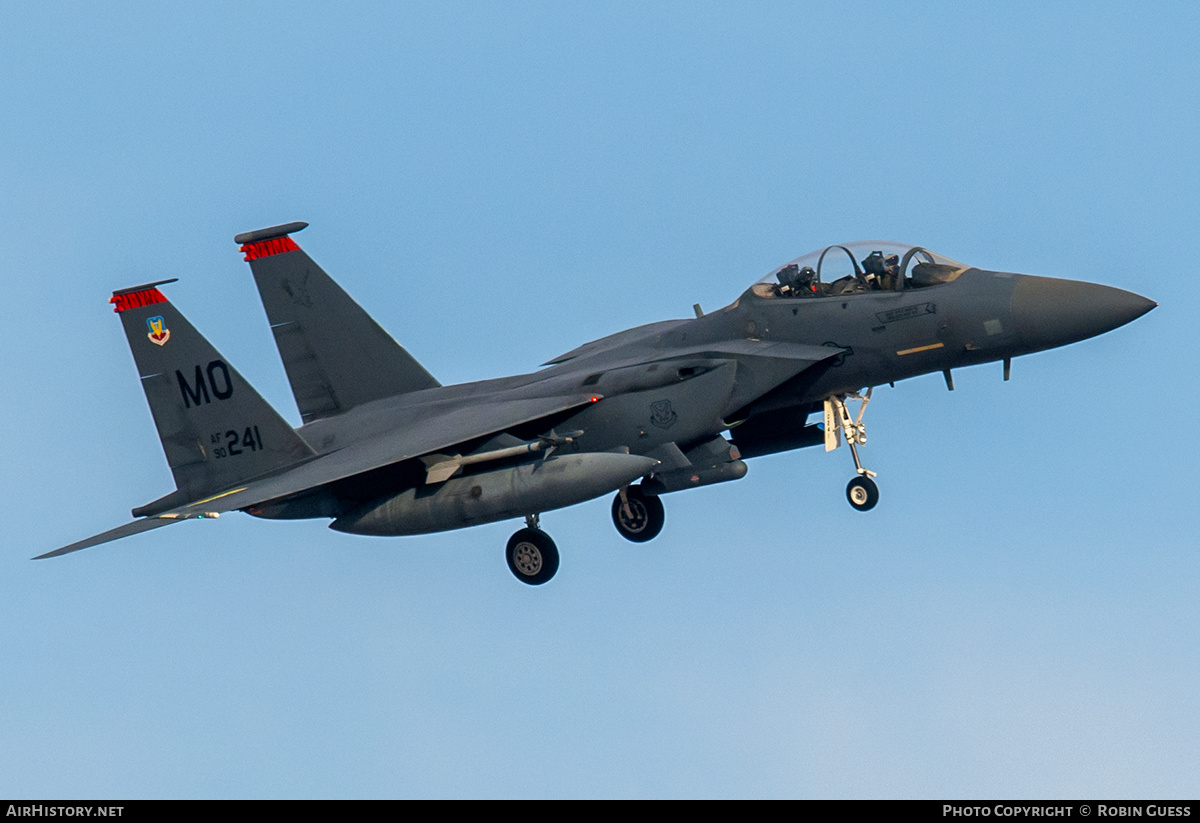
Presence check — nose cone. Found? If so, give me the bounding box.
[1010,275,1156,352]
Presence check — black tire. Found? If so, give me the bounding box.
[506,528,560,585]
[611,486,665,543]
[846,475,879,511]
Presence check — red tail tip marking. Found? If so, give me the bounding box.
[110,289,168,313]
[240,235,300,261]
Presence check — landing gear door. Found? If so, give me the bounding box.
[823,399,841,452]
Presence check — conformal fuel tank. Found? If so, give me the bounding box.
[330,452,660,536]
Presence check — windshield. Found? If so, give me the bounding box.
[752,240,967,298]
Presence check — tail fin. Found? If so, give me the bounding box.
[111,281,316,499]
[236,222,440,424]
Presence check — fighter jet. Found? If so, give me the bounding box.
[38,223,1156,584]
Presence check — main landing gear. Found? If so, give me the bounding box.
[825,389,880,512]
[611,485,665,543]
[506,514,559,585]
[505,485,668,585]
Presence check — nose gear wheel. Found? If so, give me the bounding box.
[846,475,879,511]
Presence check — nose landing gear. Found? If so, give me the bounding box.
[825,389,880,511]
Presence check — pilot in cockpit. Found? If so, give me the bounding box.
[881,254,899,290]
[776,263,820,297]
[775,263,799,294]
[795,266,819,296]
[861,251,901,291]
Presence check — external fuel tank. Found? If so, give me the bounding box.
[330,452,659,536]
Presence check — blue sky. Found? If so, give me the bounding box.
[1,1,1195,798]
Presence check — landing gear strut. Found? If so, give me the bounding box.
[825,388,880,511]
[506,514,559,585]
[611,485,665,543]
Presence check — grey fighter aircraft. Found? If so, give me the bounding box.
[39,223,1156,584]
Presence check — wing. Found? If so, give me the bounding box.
[38,391,601,559]
[165,391,603,516]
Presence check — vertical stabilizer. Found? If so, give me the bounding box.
[236,223,441,423]
[111,281,316,498]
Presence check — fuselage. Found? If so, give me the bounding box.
[288,264,1154,482]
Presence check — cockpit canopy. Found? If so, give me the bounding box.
[752,240,968,299]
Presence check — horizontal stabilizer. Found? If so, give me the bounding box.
[36,516,185,559]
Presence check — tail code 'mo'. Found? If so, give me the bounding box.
[112,280,315,499]
[176,361,234,407]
